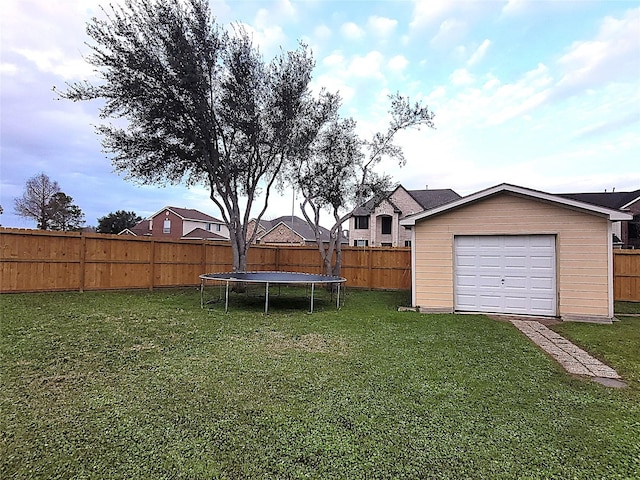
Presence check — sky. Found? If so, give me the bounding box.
[1,0,639,229]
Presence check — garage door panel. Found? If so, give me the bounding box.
[454,235,556,316]
[478,236,502,248]
[479,255,501,268]
[504,296,528,311]
[530,276,554,290]
[531,256,554,268]
[478,275,501,288]
[478,294,502,309]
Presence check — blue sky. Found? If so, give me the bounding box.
[1,0,639,229]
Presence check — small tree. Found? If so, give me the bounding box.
[59,0,333,272]
[14,173,61,230]
[295,93,435,277]
[97,210,142,234]
[48,192,86,231]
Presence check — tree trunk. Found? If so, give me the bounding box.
[333,240,343,277]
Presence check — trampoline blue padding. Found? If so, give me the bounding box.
[199,271,346,313]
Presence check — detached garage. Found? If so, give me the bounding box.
[400,184,633,322]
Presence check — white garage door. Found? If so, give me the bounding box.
[454,235,556,316]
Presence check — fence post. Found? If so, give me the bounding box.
[201,240,207,275]
[149,238,155,291]
[79,233,86,293]
[368,247,373,289]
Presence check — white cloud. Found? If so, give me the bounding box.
[430,19,467,48]
[0,63,18,75]
[14,48,95,80]
[467,39,491,66]
[341,22,365,40]
[388,55,409,73]
[501,0,533,17]
[482,74,500,90]
[254,0,296,29]
[322,51,346,68]
[314,24,332,41]
[450,68,475,86]
[234,22,287,56]
[484,63,553,125]
[368,16,397,38]
[347,51,384,79]
[410,0,456,29]
[556,7,640,92]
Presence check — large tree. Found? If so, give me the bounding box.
[97,210,142,234]
[295,93,435,277]
[59,0,333,271]
[48,192,86,231]
[14,173,61,230]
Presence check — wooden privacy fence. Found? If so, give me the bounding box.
[614,250,640,302]
[0,229,411,293]
[2,228,638,300]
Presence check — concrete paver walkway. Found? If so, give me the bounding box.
[510,320,621,379]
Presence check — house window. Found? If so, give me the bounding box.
[215,224,221,232]
[354,239,368,247]
[205,223,211,231]
[163,219,171,233]
[381,216,392,235]
[381,242,392,247]
[354,216,369,229]
[404,240,411,247]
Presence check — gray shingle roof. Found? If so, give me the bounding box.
[558,190,640,210]
[352,186,460,216]
[181,227,228,241]
[407,189,461,210]
[256,215,346,243]
[165,207,223,223]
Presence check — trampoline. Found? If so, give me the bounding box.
[199,271,347,313]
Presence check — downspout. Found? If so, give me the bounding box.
[411,226,416,308]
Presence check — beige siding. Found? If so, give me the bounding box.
[413,193,611,318]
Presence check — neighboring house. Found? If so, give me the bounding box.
[119,206,229,240]
[558,189,640,249]
[246,215,347,246]
[349,185,460,247]
[400,183,633,322]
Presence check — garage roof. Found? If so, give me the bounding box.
[400,183,634,226]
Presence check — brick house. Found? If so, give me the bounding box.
[559,189,640,248]
[119,206,229,240]
[349,186,460,247]
[246,215,347,246]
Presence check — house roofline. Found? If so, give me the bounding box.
[146,206,223,223]
[400,183,634,226]
[622,194,640,210]
[259,220,307,242]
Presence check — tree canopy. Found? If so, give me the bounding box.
[14,173,61,230]
[48,192,86,231]
[60,0,334,271]
[294,93,435,276]
[97,210,142,234]
[13,173,85,231]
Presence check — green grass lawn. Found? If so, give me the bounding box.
[1,288,639,479]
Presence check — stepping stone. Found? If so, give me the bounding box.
[509,320,622,382]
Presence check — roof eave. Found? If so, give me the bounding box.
[400,183,635,224]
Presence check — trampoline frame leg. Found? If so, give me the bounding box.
[225,280,230,313]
